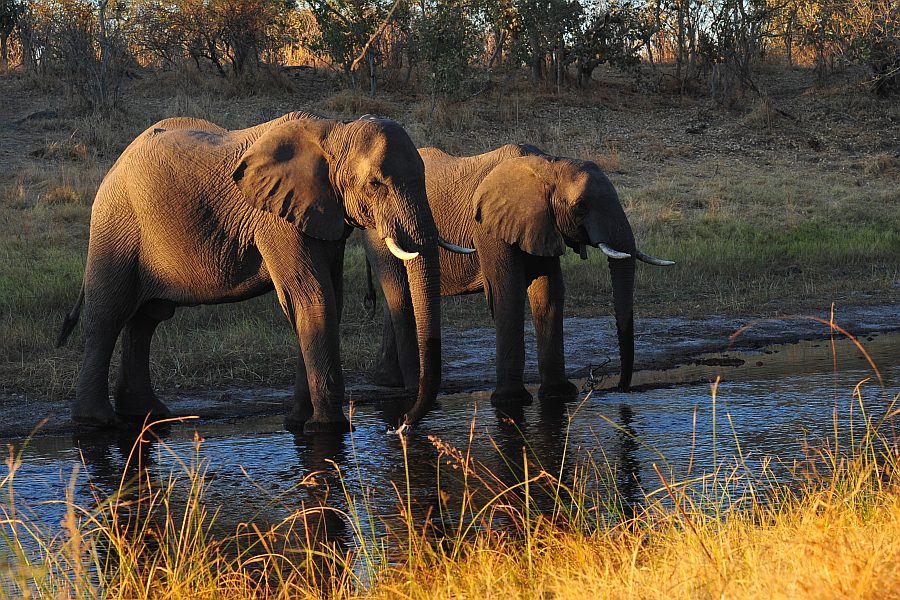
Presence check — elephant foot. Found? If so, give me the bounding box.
[115,390,172,424]
[284,407,313,433]
[490,387,534,407]
[371,367,406,389]
[302,415,352,435]
[538,380,579,402]
[72,400,120,429]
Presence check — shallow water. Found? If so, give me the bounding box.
[3,333,898,549]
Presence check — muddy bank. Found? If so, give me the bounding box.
[440,303,899,393]
[2,303,896,440]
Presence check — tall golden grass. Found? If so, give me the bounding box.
[2,362,897,599]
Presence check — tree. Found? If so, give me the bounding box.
[571,1,646,86]
[308,0,386,93]
[0,0,24,71]
[509,0,582,83]
[413,0,480,100]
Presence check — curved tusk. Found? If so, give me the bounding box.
[635,250,676,266]
[596,243,632,260]
[438,236,476,254]
[384,237,420,261]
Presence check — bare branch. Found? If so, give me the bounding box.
[349,0,402,73]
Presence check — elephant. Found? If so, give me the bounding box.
[56,112,458,433]
[362,143,673,407]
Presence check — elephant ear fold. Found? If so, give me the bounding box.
[232,120,345,241]
[472,155,565,256]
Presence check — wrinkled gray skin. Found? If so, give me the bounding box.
[58,113,442,433]
[363,144,637,406]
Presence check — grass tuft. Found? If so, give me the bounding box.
[862,152,900,177]
[325,92,398,119]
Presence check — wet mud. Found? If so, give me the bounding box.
[1,303,896,440]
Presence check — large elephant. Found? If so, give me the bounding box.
[57,112,449,433]
[363,144,673,406]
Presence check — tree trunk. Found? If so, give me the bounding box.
[556,37,564,93]
[676,0,686,84]
[0,34,8,73]
[528,27,543,81]
[367,49,376,97]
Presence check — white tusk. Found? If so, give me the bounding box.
[392,423,410,436]
[384,237,419,261]
[635,250,676,266]
[438,236,476,254]
[596,243,632,260]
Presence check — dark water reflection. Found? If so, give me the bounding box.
[3,334,898,555]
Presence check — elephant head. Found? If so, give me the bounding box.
[232,114,441,426]
[472,152,672,391]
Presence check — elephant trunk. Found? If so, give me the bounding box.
[609,256,635,391]
[585,213,636,390]
[401,246,441,426]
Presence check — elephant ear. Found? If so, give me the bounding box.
[232,120,345,241]
[472,155,565,256]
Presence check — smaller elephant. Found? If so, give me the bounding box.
[363,144,673,406]
[57,112,456,433]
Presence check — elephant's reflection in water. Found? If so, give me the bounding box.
[70,424,350,569]
[615,404,644,516]
[489,397,645,523]
[71,423,170,576]
[72,422,169,503]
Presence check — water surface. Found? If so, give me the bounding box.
[3,333,897,548]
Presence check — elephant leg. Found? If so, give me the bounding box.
[259,234,349,433]
[369,241,417,391]
[526,259,577,402]
[373,303,404,388]
[482,245,533,407]
[114,300,175,421]
[295,301,349,433]
[287,241,345,430]
[74,269,139,427]
[74,326,121,427]
[286,353,313,430]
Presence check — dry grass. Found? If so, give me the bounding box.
[862,152,900,177]
[380,495,900,599]
[3,377,899,598]
[325,92,398,119]
[583,142,623,173]
[742,95,778,129]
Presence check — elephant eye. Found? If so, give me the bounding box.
[573,201,588,217]
[367,178,384,191]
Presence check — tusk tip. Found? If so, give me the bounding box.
[635,250,676,266]
[384,237,420,261]
[438,236,476,254]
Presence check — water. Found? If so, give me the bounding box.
[2,333,898,551]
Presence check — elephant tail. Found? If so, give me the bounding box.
[363,258,377,320]
[55,284,84,348]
